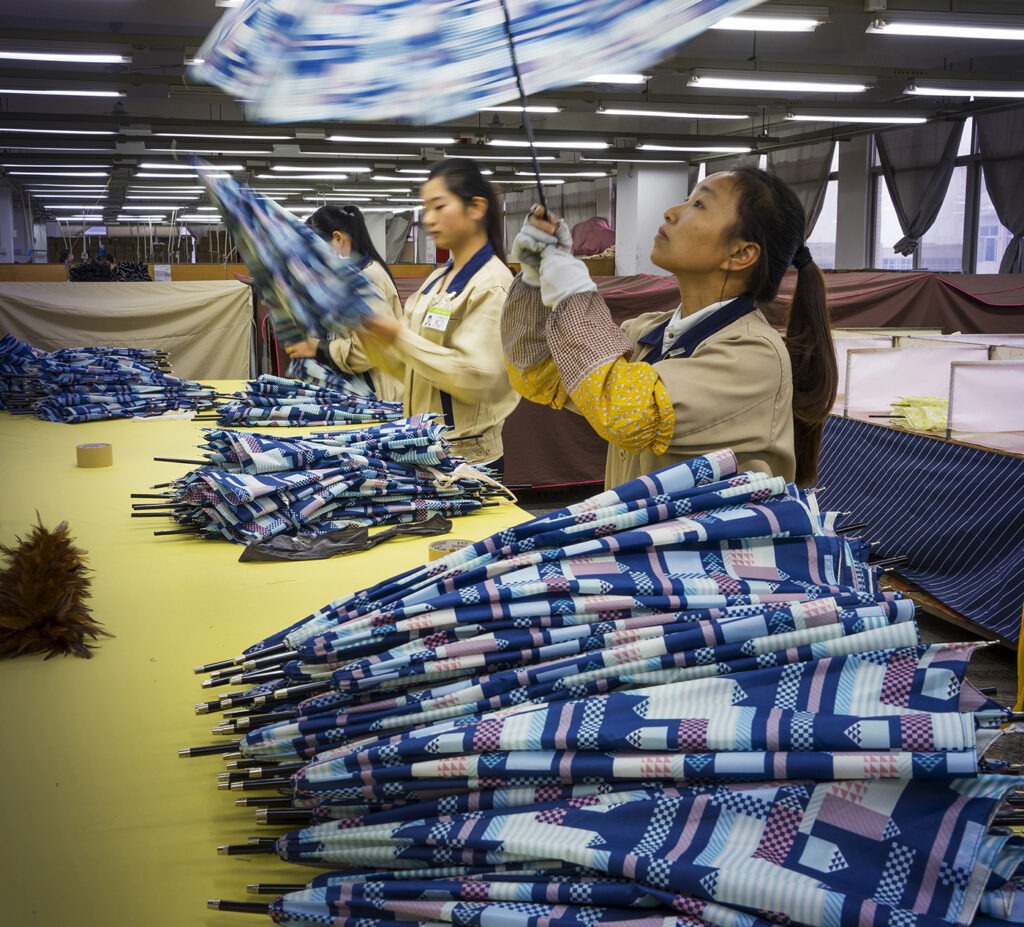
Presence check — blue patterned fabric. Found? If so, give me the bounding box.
[157,421,501,543]
[216,375,403,426]
[0,333,215,421]
[818,415,1024,640]
[191,448,1024,927]
[192,0,764,124]
[197,162,377,340]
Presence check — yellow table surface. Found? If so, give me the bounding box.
[0,393,531,924]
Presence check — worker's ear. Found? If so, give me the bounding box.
[721,240,760,273]
[466,195,488,222]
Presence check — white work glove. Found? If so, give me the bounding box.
[509,207,574,288]
[539,243,597,309]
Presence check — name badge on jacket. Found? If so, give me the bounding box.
[423,295,454,331]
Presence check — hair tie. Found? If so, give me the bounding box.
[792,245,813,270]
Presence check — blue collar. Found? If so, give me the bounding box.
[636,294,756,365]
[422,242,495,298]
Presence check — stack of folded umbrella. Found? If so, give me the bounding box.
[0,333,217,422]
[210,374,403,426]
[136,416,505,544]
[286,356,376,397]
[182,448,1024,927]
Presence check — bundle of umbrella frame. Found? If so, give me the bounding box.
[183,448,1024,927]
[207,374,403,427]
[136,415,507,543]
[0,334,217,422]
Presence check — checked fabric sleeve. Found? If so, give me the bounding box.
[501,275,571,409]
[545,290,674,457]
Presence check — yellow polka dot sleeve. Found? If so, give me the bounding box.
[570,356,674,455]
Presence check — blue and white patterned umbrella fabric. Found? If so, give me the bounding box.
[196,163,377,340]
[215,375,404,427]
[142,419,503,543]
[0,333,216,422]
[188,448,1024,927]
[287,357,377,398]
[191,0,768,124]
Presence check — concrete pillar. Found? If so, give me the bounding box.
[614,163,691,275]
[835,136,872,270]
[0,187,15,263]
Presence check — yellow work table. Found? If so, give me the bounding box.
[0,399,530,925]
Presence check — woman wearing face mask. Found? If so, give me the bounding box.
[502,167,837,489]
[359,158,519,472]
[285,204,404,403]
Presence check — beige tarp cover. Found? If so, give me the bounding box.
[0,280,252,380]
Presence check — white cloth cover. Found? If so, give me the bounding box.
[0,281,252,380]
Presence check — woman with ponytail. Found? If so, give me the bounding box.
[285,204,405,403]
[360,158,519,471]
[502,167,837,488]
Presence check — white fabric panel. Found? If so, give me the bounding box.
[832,335,892,398]
[948,360,1024,434]
[844,344,989,413]
[0,280,252,380]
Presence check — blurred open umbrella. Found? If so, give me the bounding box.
[191,0,767,206]
[197,162,378,342]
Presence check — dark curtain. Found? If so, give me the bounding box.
[976,108,1024,273]
[768,140,836,237]
[875,120,965,256]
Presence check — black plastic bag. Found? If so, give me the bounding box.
[238,514,453,562]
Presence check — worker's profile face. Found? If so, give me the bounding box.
[419,177,484,251]
[651,172,743,276]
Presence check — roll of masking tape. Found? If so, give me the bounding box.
[427,538,471,561]
[76,443,114,468]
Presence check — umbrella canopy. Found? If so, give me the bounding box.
[184,449,1024,927]
[197,162,378,340]
[214,375,403,427]
[191,0,767,125]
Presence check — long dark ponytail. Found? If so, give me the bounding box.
[306,204,396,285]
[725,167,838,486]
[427,158,506,264]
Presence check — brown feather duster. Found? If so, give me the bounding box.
[0,516,111,659]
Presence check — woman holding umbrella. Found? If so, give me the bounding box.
[284,204,405,403]
[502,167,837,488]
[358,158,519,473]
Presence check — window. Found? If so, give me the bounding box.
[976,179,1012,274]
[918,165,966,272]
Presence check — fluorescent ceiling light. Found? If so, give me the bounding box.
[583,73,648,83]
[867,16,1024,42]
[127,187,205,193]
[488,139,609,150]
[0,146,114,153]
[254,173,352,181]
[598,106,744,120]
[582,157,684,164]
[302,196,373,203]
[2,163,108,169]
[688,70,870,93]
[386,197,424,203]
[30,192,108,198]
[270,164,371,173]
[0,127,115,136]
[122,204,175,210]
[135,172,203,179]
[492,178,564,185]
[458,153,557,162]
[0,50,131,63]
[0,88,125,98]
[320,150,422,159]
[45,204,111,210]
[514,170,608,178]
[328,134,456,144]
[153,131,291,140]
[10,170,108,177]
[374,170,491,180]
[141,162,245,171]
[117,215,166,221]
[638,143,752,153]
[786,112,928,125]
[480,105,562,113]
[147,147,273,156]
[124,194,200,200]
[178,215,224,221]
[306,188,406,195]
[711,6,828,32]
[56,215,104,221]
[906,79,1024,99]
[395,168,431,174]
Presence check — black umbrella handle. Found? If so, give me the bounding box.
[498,0,548,218]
